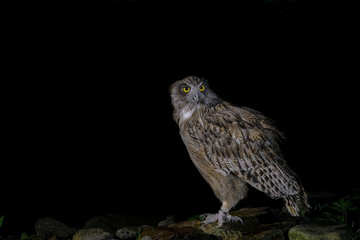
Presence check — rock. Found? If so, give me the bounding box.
[198,207,289,239]
[72,228,113,240]
[200,220,286,240]
[193,207,298,240]
[34,207,302,240]
[200,222,244,240]
[140,226,220,240]
[115,227,139,239]
[288,222,353,240]
[35,217,80,240]
[158,215,175,226]
[140,207,298,240]
[170,217,248,239]
[115,225,153,239]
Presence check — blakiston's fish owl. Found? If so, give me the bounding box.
[170,76,310,226]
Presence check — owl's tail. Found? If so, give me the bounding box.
[284,188,311,216]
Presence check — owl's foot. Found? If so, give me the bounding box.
[200,210,243,227]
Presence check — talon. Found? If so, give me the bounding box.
[226,214,243,223]
[199,210,243,227]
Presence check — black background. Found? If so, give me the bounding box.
[2,0,359,236]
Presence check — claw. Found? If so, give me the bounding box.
[226,214,243,224]
[200,210,243,227]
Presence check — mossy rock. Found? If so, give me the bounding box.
[288,222,352,240]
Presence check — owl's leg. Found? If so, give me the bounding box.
[200,201,243,227]
[198,173,247,227]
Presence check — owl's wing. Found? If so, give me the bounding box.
[190,105,301,199]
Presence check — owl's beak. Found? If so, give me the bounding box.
[193,93,200,104]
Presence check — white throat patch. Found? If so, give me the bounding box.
[179,107,195,124]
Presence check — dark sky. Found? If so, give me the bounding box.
[2,0,359,235]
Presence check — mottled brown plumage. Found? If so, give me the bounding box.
[170,76,310,226]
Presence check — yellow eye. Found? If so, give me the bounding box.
[199,85,205,92]
[182,86,191,93]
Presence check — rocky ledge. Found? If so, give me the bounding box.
[15,207,354,240]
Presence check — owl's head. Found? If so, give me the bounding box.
[170,76,221,124]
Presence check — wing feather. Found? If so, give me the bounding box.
[188,103,301,199]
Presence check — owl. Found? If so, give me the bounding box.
[170,76,310,226]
